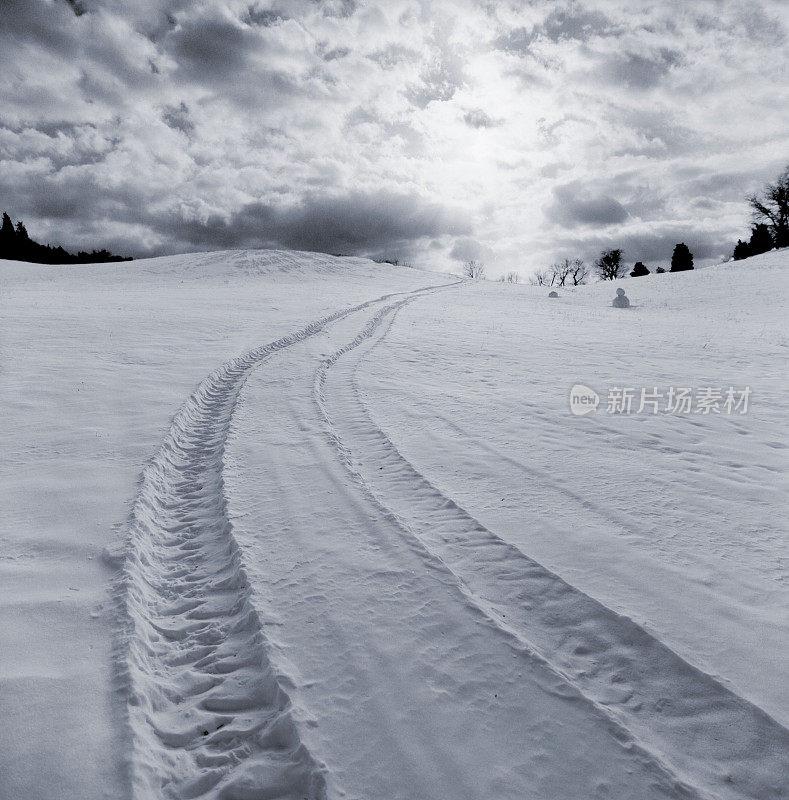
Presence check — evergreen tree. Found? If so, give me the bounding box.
[670,242,694,272]
[747,223,774,256]
[14,220,32,259]
[732,239,751,260]
[0,211,131,264]
[630,261,650,277]
[0,212,16,256]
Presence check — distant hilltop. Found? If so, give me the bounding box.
[0,212,132,265]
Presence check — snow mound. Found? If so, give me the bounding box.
[0,248,435,288]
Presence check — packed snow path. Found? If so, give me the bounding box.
[119,287,453,799]
[165,287,785,799]
[224,295,689,800]
[0,250,460,800]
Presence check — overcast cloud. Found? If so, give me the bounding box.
[1,0,787,274]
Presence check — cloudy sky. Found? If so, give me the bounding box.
[1,0,788,275]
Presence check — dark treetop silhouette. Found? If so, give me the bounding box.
[0,212,131,265]
[630,261,650,277]
[670,242,694,272]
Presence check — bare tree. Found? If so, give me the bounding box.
[551,258,588,286]
[463,259,486,279]
[594,248,624,281]
[505,271,519,283]
[532,259,588,286]
[748,166,789,248]
[530,268,555,286]
[569,259,590,285]
[552,259,573,287]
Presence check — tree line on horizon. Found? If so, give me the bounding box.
[530,241,693,287]
[0,212,132,265]
[527,164,788,286]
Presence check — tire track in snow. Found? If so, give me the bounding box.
[314,300,704,800]
[115,283,456,800]
[316,300,789,800]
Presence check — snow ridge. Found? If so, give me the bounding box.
[316,299,789,800]
[116,285,452,799]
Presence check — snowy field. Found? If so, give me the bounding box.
[1,249,787,800]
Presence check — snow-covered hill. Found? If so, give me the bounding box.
[0,250,445,800]
[1,248,786,800]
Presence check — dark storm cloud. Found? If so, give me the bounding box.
[160,191,471,256]
[546,183,629,227]
[495,4,615,55]
[149,9,305,103]
[2,166,144,223]
[166,15,259,81]
[1,157,468,257]
[0,0,79,54]
[161,102,194,136]
[33,120,86,137]
[63,0,87,17]
[29,177,105,221]
[540,6,614,41]
[1,0,156,99]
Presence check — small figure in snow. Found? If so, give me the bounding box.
[548,291,559,298]
[612,287,630,308]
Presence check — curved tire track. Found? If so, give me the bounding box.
[116,283,455,800]
[316,299,789,800]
